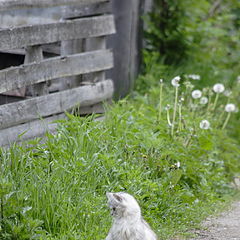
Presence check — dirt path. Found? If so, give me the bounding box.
[190,201,240,240]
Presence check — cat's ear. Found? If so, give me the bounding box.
[113,193,123,202]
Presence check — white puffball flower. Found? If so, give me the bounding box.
[186,74,201,80]
[200,97,208,105]
[225,103,236,113]
[200,120,210,130]
[223,90,232,97]
[213,83,225,93]
[191,90,202,99]
[159,79,163,84]
[171,76,180,87]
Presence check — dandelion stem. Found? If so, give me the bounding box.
[206,94,212,114]
[171,86,179,136]
[222,112,231,129]
[167,109,172,126]
[158,83,163,122]
[0,196,3,224]
[178,103,182,131]
[212,93,219,111]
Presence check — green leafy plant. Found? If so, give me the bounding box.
[0,70,239,239]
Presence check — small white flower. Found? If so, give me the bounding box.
[165,104,170,110]
[186,74,201,80]
[176,161,181,168]
[171,76,180,87]
[225,103,236,113]
[159,79,163,84]
[191,90,202,99]
[213,83,225,93]
[223,90,232,97]
[200,97,208,104]
[200,120,210,130]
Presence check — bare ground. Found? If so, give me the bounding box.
[190,201,240,240]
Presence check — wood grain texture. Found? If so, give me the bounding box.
[61,1,111,19]
[0,49,113,93]
[0,0,108,11]
[0,14,115,50]
[24,45,49,96]
[0,79,114,129]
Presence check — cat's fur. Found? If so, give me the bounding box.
[106,192,157,240]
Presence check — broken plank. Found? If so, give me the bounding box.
[0,79,114,129]
[0,14,115,50]
[0,49,113,93]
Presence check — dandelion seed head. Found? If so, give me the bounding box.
[200,120,210,130]
[171,76,180,87]
[200,97,208,104]
[223,90,232,97]
[191,90,202,99]
[225,103,236,113]
[159,79,163,84]
[213,83,225,93]
[186,74,201,80]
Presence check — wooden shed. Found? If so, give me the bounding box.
[0,0,116,146]
[0,0,153,146]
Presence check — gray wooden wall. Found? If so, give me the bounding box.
[0,0,154,99]
[108,0,153,98]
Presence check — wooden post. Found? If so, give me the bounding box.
[107,0,143,98]
[25,45,48,96]
[49,39,84,91]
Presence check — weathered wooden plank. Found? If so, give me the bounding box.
[0,113,65,146]
[25,45,49,96]
[0,79,114,129]
[83,37,106,83]
[73,99,112,116]
[61,2,111,19]
[0,49,113,93]
[0,15,115,50]
[0,0,108,11]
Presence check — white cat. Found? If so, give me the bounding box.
[106,192,157,240]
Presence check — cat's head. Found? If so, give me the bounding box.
[106,192,141,219]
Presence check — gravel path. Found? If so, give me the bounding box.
[190,201,240,240]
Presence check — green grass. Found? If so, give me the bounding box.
[0,71,240,239]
